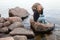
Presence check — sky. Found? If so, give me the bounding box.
[0,0,60,18]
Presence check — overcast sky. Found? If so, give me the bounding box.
[0,0,60,17]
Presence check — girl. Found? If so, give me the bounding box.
[32,3,47,24]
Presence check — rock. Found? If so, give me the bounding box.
[10,28,34,38]
[8,22,24,30]
[5,17,22,23]
[31,22,47,31]
[9,7,29,20]
[0,17,5,23]
[0,37,14,40]
[3,21,11,27]
[0,23,3,28]
[0,27,8,33]
[31,21,55,32]
[13,35,27,40]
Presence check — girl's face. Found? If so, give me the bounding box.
[36,5,43,13]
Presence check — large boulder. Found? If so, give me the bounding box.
[31,22,48,31]
[13,35,27,40]
[8,22,24,30]
[10,28,34,38]
[9,7,29,20]
[5,17,22,23]
[0,37,14,40]
[30,21,55,33]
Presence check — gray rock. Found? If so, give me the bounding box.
[10,28,34,37]
[8,22,24,30]
[0,37,14,40]
[13,35,27,40]
[9,7,29,19]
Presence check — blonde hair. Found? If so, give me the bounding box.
[32,3,43,11]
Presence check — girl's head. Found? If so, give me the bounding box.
[32,3,43,14]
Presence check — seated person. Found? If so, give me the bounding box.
[30,3,54,28]
[32,3,46,24]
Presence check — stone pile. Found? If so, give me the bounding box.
[0,7,34,40]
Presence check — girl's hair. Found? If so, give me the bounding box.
[32,3,43,15]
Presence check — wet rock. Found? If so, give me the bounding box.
[9,7,29,20]
[3,21,11,27]
[0,17,5,23]
[5,17,22,23]
[0,27,8,33]
[10,28,34,38]
[13,35,27,40]
[8,22,24,30]
[0,37,14,40]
